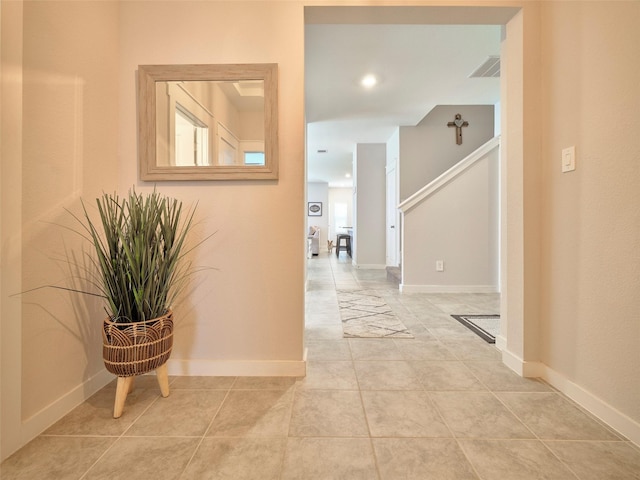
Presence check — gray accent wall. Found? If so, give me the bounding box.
[401,147,500,292]
[353,143,387,268]
[399,105,495,201]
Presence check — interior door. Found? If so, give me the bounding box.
[386,165,398,266]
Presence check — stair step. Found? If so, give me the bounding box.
[386,266,401,284]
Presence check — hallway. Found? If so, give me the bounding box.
[302,251,639,478]
[1,253,639,478]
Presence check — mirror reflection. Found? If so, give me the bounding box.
[156,80,265,168]
[138,64,278,181]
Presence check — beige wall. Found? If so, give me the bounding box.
[538,0,640,426]
[20,0,120,420]
[2,0,639,461]
[117,1,305,372]
[1,0,120,458]
[1,0,26,459]
[1,0,306,459]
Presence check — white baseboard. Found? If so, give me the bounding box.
[167,358,307,377]
[501,348,544,377]
[8,358,306,461]
[495,334,507,352]
[20,368,112,446]
[541,366,640,446]
[399,284,498,294]
[500,349,640,447]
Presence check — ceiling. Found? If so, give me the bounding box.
[305,22,503,187]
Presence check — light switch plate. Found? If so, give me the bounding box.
[562,146,576,172]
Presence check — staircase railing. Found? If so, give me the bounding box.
[398,135,501,214]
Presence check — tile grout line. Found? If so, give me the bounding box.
[278,376,302,480]
[421,299,517,480]
[78,383,167,479]
[491,388,621,480]
[486,387,584,479]
[317,256,382,477]
[352,341,383,480]
[177,379,236,479]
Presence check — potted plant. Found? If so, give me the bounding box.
[75,188,197,418]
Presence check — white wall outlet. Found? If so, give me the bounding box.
[436,260,444,272]
[562,146,576,172]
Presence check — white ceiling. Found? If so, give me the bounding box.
[305,23,502,187]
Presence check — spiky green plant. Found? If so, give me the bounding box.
[78,189,196,323]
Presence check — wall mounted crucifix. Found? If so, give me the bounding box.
[447,113,469,145]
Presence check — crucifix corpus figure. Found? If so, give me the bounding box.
[447,113,469,145]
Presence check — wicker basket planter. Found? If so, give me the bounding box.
[103,310,174,418]
[68,189,202,418]
[102,310,174,377]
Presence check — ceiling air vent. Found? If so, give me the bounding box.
[469,56,500,78]
[317,149,328,154]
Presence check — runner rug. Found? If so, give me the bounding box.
[451,314,500,344]
[337,289,413,338]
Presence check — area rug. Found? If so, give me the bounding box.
[451,314,500,344]
[337,290,413,338]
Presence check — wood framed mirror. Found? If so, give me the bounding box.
[138,63,278,181]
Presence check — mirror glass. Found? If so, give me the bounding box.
[138,64,278,180]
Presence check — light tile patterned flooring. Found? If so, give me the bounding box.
[2,252,640,479]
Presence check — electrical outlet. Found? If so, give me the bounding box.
[436,260,444,272]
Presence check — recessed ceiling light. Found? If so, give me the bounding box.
[361,74,377,88]
[345,173,351,178]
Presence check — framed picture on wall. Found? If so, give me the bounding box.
[308,202,322,216]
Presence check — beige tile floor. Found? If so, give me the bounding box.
[2,251,640,479]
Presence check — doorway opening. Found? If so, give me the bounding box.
[303,4,524,368]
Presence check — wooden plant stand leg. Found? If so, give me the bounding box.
[112,365,170,419]
[113,376,134,419]
[156,363,170,398]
